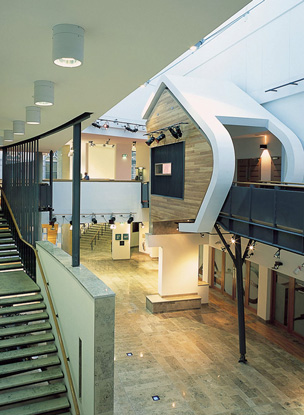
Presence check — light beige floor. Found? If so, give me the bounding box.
[81,247,304,415]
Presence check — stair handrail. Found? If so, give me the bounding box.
[81,224,101,250]
[0,187,80,415]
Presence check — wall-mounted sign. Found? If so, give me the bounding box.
[155,162,172,176]
[123,234,129,240]
[115,234,121,240]
[120,241,125,246]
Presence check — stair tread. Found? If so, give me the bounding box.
[0,355,61,376]
[0,264,23,271]
[0,245,17,252]
[0,229,11,233]
[0,302,46,315]
[0,239,15,245]
[0,251,19,258]
[0,339,56,363]
[0,233,13,239]
[0,271,40,296]
[0,382,67,406]
[0,332,54,349]
[0,311,49,326]
[0,367,63,391]
[0,397,70,415]
[0,293,43,307]
[0,257,21,264]
[0,321,51,338]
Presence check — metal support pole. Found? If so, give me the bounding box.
[235,234,247,363]
[72,123,81,267]
[49,150,53,222]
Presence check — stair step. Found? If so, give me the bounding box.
[0,257,21,264]
[0,332,54,350]
[0,251,19,258]
[0,367,63,391]
[0,293,43,307]
[0,239,15,245]
[0,340,56,364]
[0,382,67,406]
[0,245,17,252]
[0,311,49,326]
[0,229,11,234]
[0,302,46,316]
[0,397,70,415]
[0,264,23,271]
[0,321,51,338]
[0,233,12,239]
[0,355,61,377]
[0,224,9,228]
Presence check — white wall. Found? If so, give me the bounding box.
[36,241,115,415]
[88,145,116,179]
[52,180,144,224]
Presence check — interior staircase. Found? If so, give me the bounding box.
[0,213,71,415]
[80,223,112,252]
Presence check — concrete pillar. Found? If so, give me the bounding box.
[257,265,272,321]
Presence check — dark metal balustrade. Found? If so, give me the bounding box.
[217,181,304,255]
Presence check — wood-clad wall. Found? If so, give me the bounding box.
[146,89,213,223]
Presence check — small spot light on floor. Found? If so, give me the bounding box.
[274,248,281,259]
[145,135,155,146]
[152,396,160,401]
[127,215,134,224]
[126,352,133,356]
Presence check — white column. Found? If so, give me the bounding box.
[257,265,272,321]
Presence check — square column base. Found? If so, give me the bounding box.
[146,294,201,314]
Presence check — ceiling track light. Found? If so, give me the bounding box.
[34,80,54,106]
[0,137,3,146]
[168,127,179,139]
[125,125,139,133]
[274,249,281,259]
[109,215,116,225]
[92,217,97,225]
[145,122,187,140]
[26,106,41,124]
[156,133,165,143]
[13,120,25,135]
[92,122,101,129]
[127,215,134,224]
[103,122,109,129]
[273,261,283,270]
[53,24,84,68]
[145,135,155,146]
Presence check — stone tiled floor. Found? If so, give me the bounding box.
[81,248,304,415]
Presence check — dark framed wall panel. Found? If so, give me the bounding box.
[151,141,185,199]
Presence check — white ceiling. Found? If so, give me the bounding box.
[0,0,251,152]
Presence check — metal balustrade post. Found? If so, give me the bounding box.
[72,122,81,267]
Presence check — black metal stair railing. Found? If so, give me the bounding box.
[1,188,36,279]
[217,181,304,255]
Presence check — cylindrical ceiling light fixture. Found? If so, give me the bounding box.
[34,80,54,106]
[53,24,84,68]
[26,106,41,124]
[13,120,25,135]
[4,130,14,142]
[0,136,4,146]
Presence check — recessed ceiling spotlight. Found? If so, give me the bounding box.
[53,24,85,68]
[13,120,25,135]
[26,106,41,125]
[34,80,54,106]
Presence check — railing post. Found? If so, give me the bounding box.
[72,123,81,267]
[235,234,247,363]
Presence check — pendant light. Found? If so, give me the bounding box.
[34,80,54,106]
[13,120,25,135]
[4,130,14,142]
[0,136,3,146]
[26,106,41,124]
[53,24,85,68]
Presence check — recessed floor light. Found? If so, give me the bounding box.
[126,353,133,356]
[152,395,160,401]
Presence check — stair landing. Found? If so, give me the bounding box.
[0,270,39,296]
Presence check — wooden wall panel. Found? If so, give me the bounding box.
[147,89,213,223]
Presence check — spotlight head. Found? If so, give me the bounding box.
[175,125,182,137]
[168,127,179,139]
[260,144,267,149]
[127,215,134,224]
[145,136,155,146]
[273,261,283,270]
[156,133,165,143]
[109,216,116,225]
[274,249,281,259]
[92,217,97,225]
[103,122,109,129]
[92,122,101,129]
